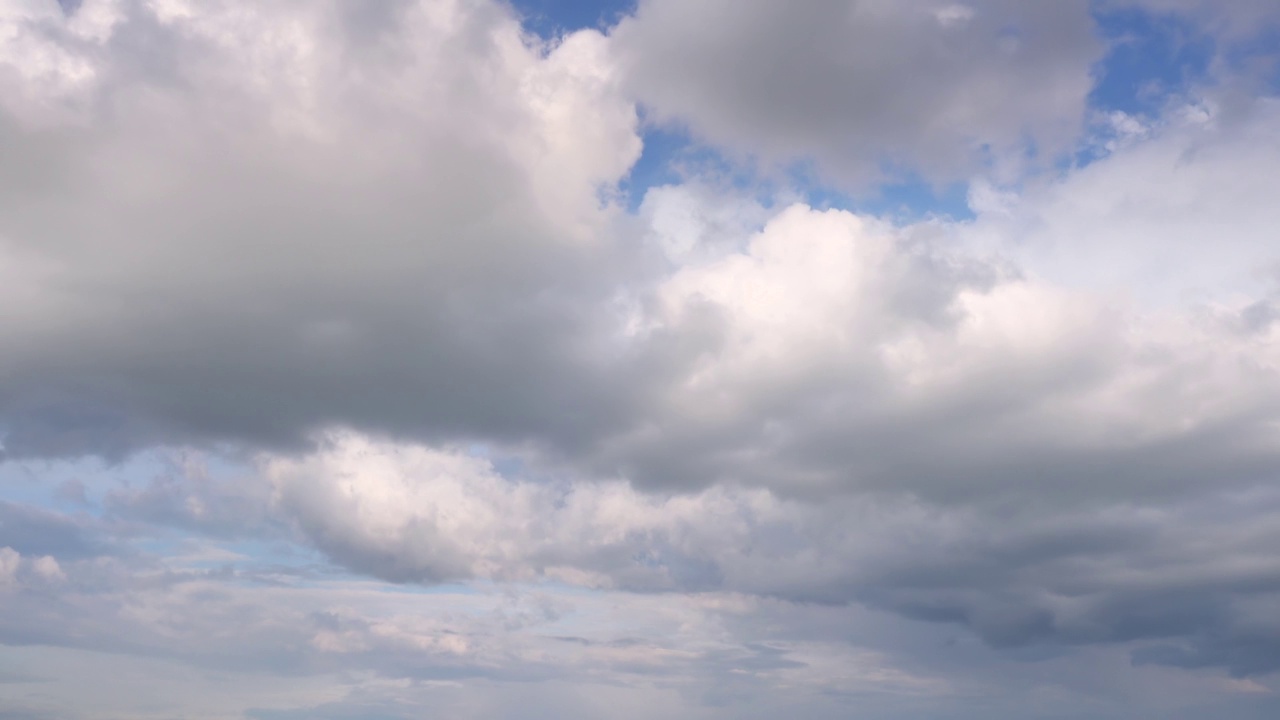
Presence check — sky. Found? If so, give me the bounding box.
[1,0,1280,718]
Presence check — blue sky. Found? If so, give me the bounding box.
[511,0,636,36]
[2,1,1280,718]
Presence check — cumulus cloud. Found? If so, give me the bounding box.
[965,97,1280,305]
[610,0,1102,184]
[5,1,1272,504]
[0,0,640,458]
[581,196,1280,509]
[3,1,1280,718]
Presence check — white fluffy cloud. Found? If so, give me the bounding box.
[965,98,1280,305]
[585,192,1280,505]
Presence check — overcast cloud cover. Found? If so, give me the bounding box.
[2,0,1280,717]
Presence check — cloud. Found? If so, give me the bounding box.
[4,1,1272,495]
[103,450,280,537]
[964,97,1280,305]
[610,0,1102,184]
[0,501,102,558]
[8,5,1280,674]
[0,0,641,459]
[10,424,1280,712]
[0,547,17,586]
[0,509,956,718]
[0,546,65,591]
[236,428,1280,676]
[3,1,1280,717]
[581,194,1280,508]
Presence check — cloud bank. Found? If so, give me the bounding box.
[2,0,1280,718]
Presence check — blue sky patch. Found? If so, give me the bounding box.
[509,0,635,37]
[1089,6,1215,116]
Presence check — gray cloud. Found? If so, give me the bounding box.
[119,431,1259,679]
[0,0,643,460]
[611,0,1102,184]
[5,1,1274,513]
[0,501,101,558]
[3,492,1277,719]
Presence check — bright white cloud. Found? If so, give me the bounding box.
[965,97,1280,306]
